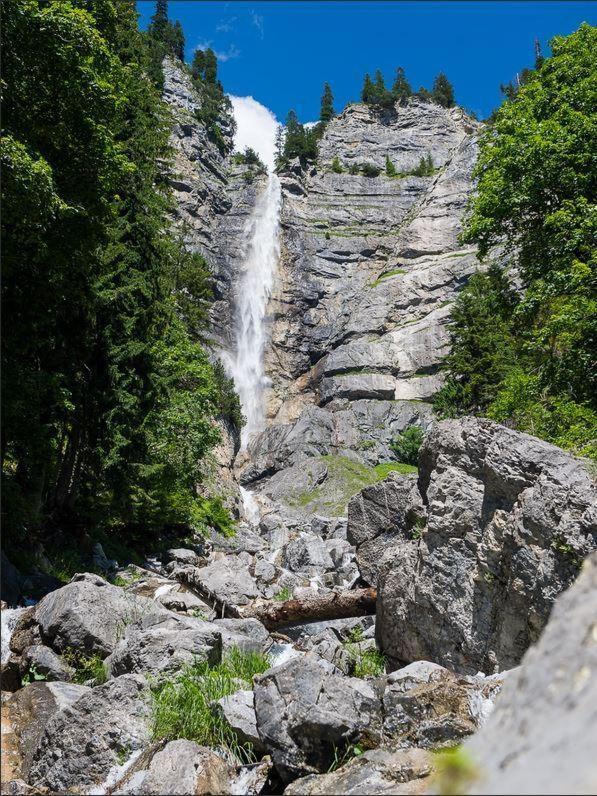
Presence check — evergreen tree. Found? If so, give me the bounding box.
[431,72,456,107]
[385,155,397,177]
[391,66,412,104]
[320,82,335,123]
[415,85,432,102]
[331,156,343,173]
[361,73,375,103]
[147,0,185,61]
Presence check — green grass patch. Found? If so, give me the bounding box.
[373,462,417,478]
[370,268,406,287]
[151,647,270,763]
[344,629,386,677]
[61,649,107,685]
[274,586,294,602]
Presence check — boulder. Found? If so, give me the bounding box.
[20,645,75,682]
[133,740,231,795]
[465,551,597,795]
[191,557,261,605]
[347,472,424,585]
[214,618,272,655]
[28,674,152,792]
[5,681,90,781]
[284,747,433,795]
[213,689,265,753]
[1,552,23,605]
[254,655,384,782]
[105,612,221,678]
[34,573,169,658]
[376,418,597,673]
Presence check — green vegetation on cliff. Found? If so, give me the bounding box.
[1,0,240,546]
[436,24,597,460]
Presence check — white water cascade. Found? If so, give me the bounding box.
[225,97,282,524]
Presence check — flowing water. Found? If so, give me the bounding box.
[224,98,282,525]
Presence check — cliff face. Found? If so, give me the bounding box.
[239,100,483,519]
[161,61,486,520]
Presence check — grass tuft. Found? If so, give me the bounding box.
[151,647,270,763]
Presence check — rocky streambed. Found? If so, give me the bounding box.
[1,417,596,795]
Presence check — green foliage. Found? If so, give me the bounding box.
[389,426,425,466]
[331,156,343,173]
[62,649,107,685]
[373,462,417,478]
[385,156,397,177]
[439,25,597,459]
[190,47,234,155]
[2,0,240,543]
[151,647,270,762]
[431,72,456,107]
[432,746,479,796]
[391,66,412,104]
[147,0,184,61]
[21,663,48,686]
[278,110,320,168]
[412,153,435,177]
[232,147,264,170]
[360,162,382,178]
[274,586,294,602]
[320,82,335,123]
[344,631,386,677]
[327,743,364,773]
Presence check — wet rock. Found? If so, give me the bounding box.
[1,552,23,605]
[376,418,597,674]
[20,645,75,682]
[29,674,152,792]
[284,747,433,795]
[254,655,384,782]
[34,573,169,658]
[8,608,41,658]
[213,689,265,753]
[465,552,597,795]
[6,681,90,781]
[105,612,221,678]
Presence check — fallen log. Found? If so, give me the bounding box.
[230,588,377,630]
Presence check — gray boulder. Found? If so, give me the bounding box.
[29,674,151,792]
[20,645,75,682]
[284,747,433,795]
[213,689,265,753]
[192,557,261,605]
[214,618,272,655]
[254,655,384,782]
[34,573,168,657]
[105,612,221,678]
[5,681,90,781]
[347,472,424,585]
[376,418,597,673]
[465,551,597,795]
[133,740,231,795]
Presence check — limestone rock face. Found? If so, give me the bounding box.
[465,551,597,795]
[132,740,232,796]
[375,418,597,674]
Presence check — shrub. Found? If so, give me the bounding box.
[273,586,293,602]
[331,156,343,173]
[412,153,435,177]
[385,155,397,177]
[348,163,359,175]
[390,426,424,466]
[151,647,270,762]
[360,162,382,178]
[61,649,107,685]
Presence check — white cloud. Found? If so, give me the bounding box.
[216,44,241,62]
[216,16,237,33]
[229,96,280,171]
[251,12,264,38]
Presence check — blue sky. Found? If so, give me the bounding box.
[137,1,595,121]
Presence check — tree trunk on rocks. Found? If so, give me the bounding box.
[230,589,377,630]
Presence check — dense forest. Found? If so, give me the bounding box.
[1,0,241,564]
[1,0,595,577]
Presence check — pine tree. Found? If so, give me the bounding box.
[385,155,397,177]
[361,73,374,103]
[320,82,335,123]
[391,66,411,104]
[373,69,387,104]
[204,48,218,84]
[534,37,544,69]
[431,72,456,107]
[149,0,168,41]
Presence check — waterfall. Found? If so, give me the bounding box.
[225,97,282,525]
[229,171,281,449]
